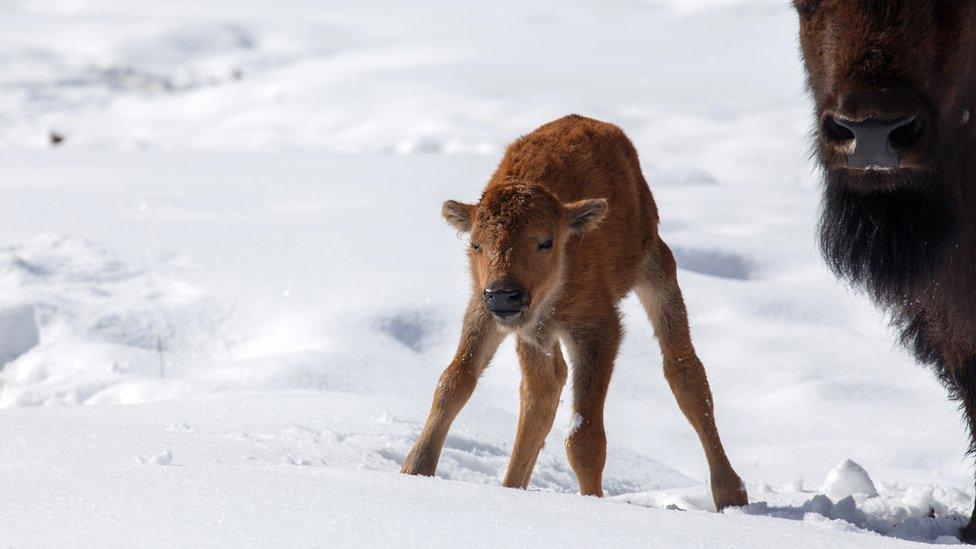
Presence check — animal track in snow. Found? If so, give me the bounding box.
[138,450,173,466]
[671,246,754,281]
[377,309,438,352]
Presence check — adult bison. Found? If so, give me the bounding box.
[400,115,748,510]
[794,0,976,541]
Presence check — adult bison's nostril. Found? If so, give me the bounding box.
[484,285,527,317]
[888,116,923,150]
[827,115,919,170]
[823,114,855,143]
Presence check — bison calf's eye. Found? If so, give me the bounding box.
[538,238,554,251]
[471,242,482,253]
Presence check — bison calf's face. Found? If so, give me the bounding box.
[442,185,607,329]
[795,0,976,189]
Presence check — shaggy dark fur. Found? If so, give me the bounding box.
[819,170,956,306]
[795,0,976,542]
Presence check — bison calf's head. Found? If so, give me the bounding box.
[795,0,976,188]
[443,184,607,328]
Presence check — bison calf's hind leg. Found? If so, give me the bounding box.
[563,313,621,497]
[401,300,504,477]
[502,339,568,489]
[636,240,747,510]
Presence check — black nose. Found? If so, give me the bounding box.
[824,114,922,170]
[484,284,527,316]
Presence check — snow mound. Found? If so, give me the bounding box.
[821,459,879,501]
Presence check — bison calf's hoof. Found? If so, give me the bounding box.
[711,474,748,511]
[400,451,438,478]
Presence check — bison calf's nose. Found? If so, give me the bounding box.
[484,285,526,317]
[824,115,922,170]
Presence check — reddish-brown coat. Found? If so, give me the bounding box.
[401,115,747,509]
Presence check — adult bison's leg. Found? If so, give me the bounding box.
[401,298,504,477]
[944,360,976,544]
[635,239,748,511]
[563,309,621,497]
[502,339,568,489]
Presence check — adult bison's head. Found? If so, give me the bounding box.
[794,0,976,301]
[795,0,976,184]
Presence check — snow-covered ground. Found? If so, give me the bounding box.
[1,0,973,546]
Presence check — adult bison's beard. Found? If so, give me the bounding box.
[818,169,956,307]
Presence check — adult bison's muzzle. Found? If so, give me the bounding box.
[819,91,931,174]
[823,114,921,170]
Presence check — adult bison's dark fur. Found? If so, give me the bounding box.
[794,0,976,542]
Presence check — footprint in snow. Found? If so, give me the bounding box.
[671,246,754,281]
[137,450,173,466]
[377,309,439,352]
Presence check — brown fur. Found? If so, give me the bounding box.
[401,115,747,509]
[794,1,976,541]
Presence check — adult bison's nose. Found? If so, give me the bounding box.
[484,283,527,317]
[823,114,922,170]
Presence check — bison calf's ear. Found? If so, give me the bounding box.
[565,198,609,234]
[442,200,476,233]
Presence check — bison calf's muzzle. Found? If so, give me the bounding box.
[484,283,527,318]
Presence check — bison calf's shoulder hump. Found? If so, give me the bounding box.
[400,115,748,511]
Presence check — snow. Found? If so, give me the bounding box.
[821,459,879,501]
[1,0,974,546]
[565,412,584,441]
[0,304,39,365]
[138,449,173,466]
[0,393,941,548]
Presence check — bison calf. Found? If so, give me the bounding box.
[400,115,747,509]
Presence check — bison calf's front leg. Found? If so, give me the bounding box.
[563,318,620,497]
[400,362,478,476]
[502,340,568,489]
[401,302,503,477]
